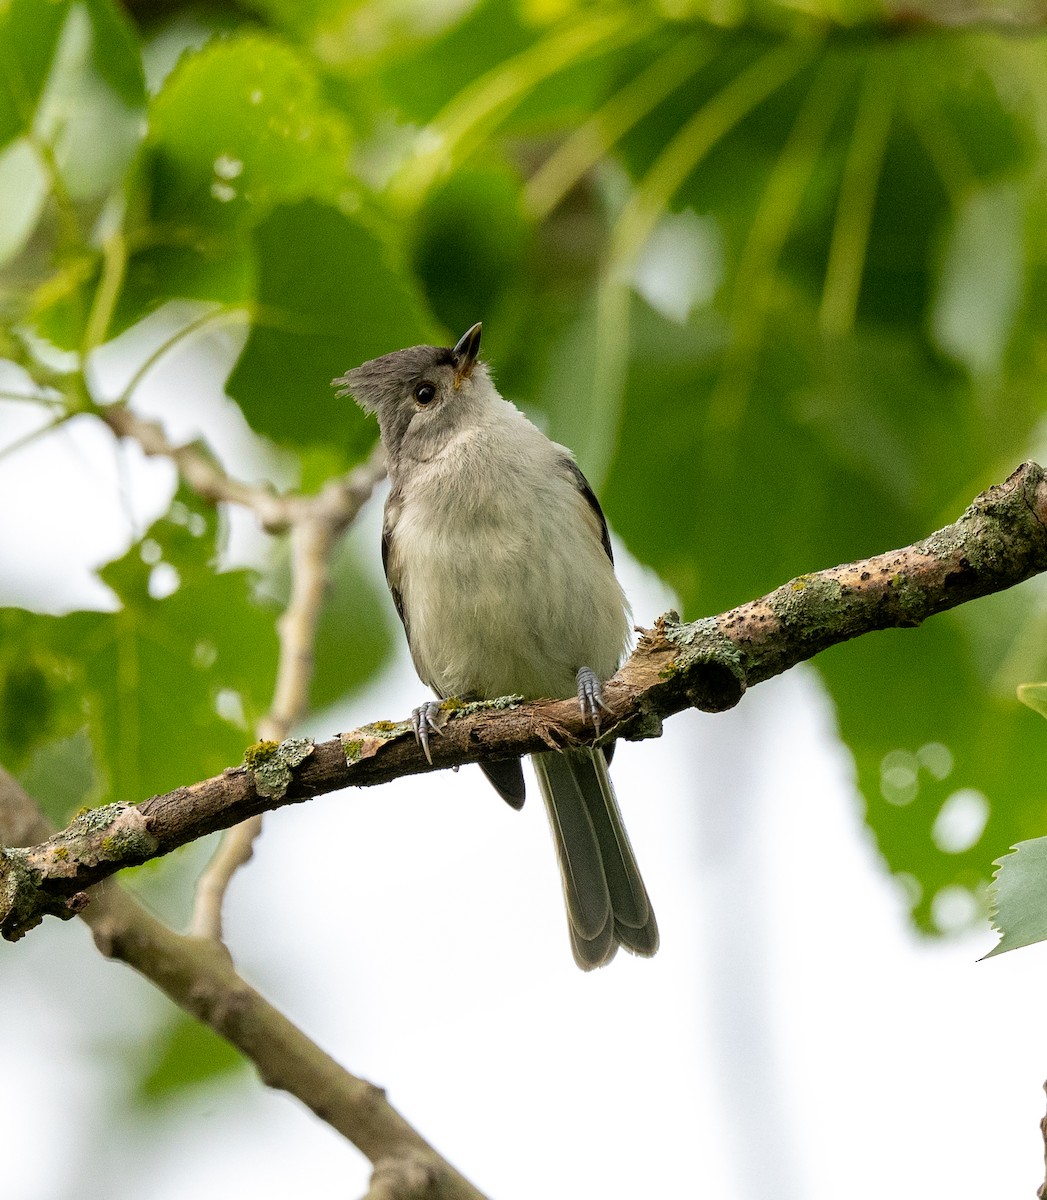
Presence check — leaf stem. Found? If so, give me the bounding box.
[524,34,715,220]
[81,228,127,356]
[819,51,898,337]
[391,9,650,206]
[709,56,848,435]
[582,38,821,487]
[609,39,821,271]
[115,305,250,406]
[0,411,75,463]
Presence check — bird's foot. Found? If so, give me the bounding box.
[576,666,612,733]
[411,700,446,765]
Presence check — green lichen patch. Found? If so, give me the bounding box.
[658,613,747,712]
[770,575,843,622]
[922,524,965,561]
[243,736,315,799]
[0,842,91,940]
[447,695,522,717]
[357,718,412,738]
[243,740,280,769]
[341,720,413,768]
[70,802,127,834]
[50,805,159,871]
[342,737,365,764]
[93,820,157,864]
[341,725,403,767]
[662,615,745,676]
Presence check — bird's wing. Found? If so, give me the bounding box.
[381,486,410,636]
[381,531,408,635]
[558,455,614,565]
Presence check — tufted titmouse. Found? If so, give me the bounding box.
[334,323,658,969]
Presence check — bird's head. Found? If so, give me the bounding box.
[333,323,489,465]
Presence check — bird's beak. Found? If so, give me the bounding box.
[452,322,482,389]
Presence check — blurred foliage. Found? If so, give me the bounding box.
[2,0,1047,1011]
[133,1010,248,1102]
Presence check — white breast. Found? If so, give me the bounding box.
[387,400,630,702]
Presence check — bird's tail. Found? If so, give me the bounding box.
[532,747,659,970]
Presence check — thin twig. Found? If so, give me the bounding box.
[186,815,264,940]
[5,460,1046,939]
[101,404,296,531]
[188,459,388,938]
[99,414,387,938]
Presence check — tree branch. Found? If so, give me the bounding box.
[82,887,487,1200]
[4,460,1046,941]
[0,767,489,1200]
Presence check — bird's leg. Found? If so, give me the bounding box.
[411,700,446,765]
[576,665,612,734]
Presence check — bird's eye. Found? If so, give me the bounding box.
[414,382,436,406]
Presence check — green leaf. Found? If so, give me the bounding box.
[0,137,49,267]
[601,284,1044,931]
[929,43,1037,184]
[0,644,69,760]
[34,2,145,202]
[112,33,355,336]
[409,159,530,338]
[0,606,89,779]
[377,0,535,127]
[113,221,255,336]
[0,0,146,340]
[134,1012,246,1103]
[226,199,435,455]
[0,0,70,150]
[0,493,280,805]
[818,605,1047,933]
[1018,683,1047,722]
[145,33,350,233]
[984,836,1047,958]
[83,0,145,106]
[536,286,632,490]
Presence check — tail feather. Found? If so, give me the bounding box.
[577,749,650,931]
[570,919,616,970]
[532,747,659,970]
[479,759,526,809]
[532,751,610,941]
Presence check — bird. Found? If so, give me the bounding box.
[334,322,658,969]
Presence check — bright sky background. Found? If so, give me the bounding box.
[2,316,1047,1200]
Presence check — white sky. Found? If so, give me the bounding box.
[2,317,1046,1200]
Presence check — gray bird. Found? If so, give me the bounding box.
[334,323,658,969]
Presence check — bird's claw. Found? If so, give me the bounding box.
[576,666,612,734]
[411,700,446,765]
